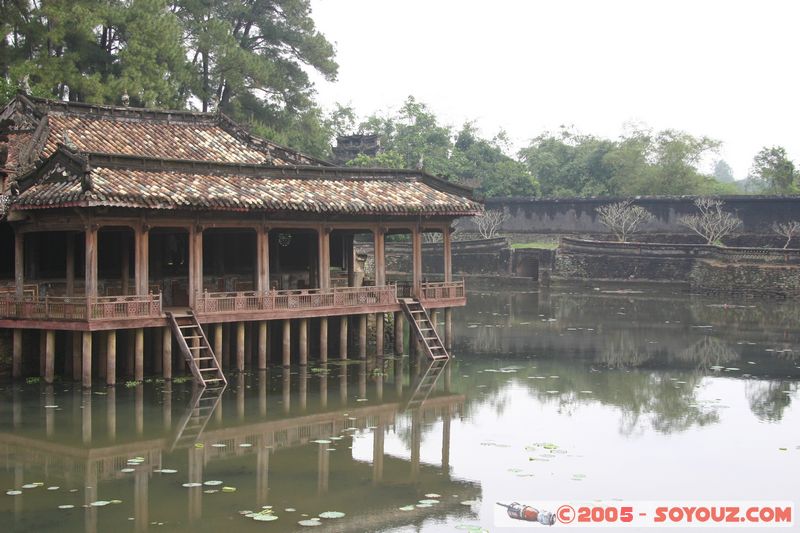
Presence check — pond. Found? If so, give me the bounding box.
[1,285,798,532]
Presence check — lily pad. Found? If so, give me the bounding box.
[47,486,60,491]
[253,514,278,522]
[6,490,22,496]
[239,443,252,448]
[285,508,296,512]
[211,443,227,448]
[90,500,111,507]
[222,486,237,493]
[398,505,415,511]
[58,504,75,509]
[311,439,332,444]
[298,519,322,526]
[203,480,223,486]
[120,468,136,473]
[419,499,439,504]
[182,483,202,488]
[319,511,346,519]
[159,469,178,474]
[460,500,479,506]
[424,493,441,498]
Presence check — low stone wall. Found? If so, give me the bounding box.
[555,238,800,296]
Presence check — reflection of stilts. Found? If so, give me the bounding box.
[170,383,226,451]
[405,359,448,411]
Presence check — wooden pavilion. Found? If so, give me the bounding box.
[0,94,481,386]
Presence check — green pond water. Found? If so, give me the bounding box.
[1,286,798,532]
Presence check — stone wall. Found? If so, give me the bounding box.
[460,195,800,245]
[555,238,800,296]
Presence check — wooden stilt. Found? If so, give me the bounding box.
[358,314,367,359]
[236,322,245,371]
[134,328,144,381]
[445,308,453,351]
[106,330,116,386]
[299,319,308,365]
[12,330,22,379]
[282,320,291,367]
[44,330,55,384]
[162,326,172,380]
[339,316,348,359]
[319,317,328,362]
[394,311,404,355]
[258,321,267,369]
[82,331,92,388]
[375,313,384,356]
[214,323,223,370]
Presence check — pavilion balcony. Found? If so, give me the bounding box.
[0,281,465,329]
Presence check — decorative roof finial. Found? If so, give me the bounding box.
[415,154,424,171]
[62,129,77,150]
[19,74,31,95]
[121,90,130,107]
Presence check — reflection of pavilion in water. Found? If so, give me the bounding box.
[0,361,476,532]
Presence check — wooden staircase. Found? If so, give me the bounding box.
[400,298,449,361]
[170,383,226,451]
[167,310,227,388]
[405,359,448,411]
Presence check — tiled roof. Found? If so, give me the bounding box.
[0,95,329,174]
[13,151,481,216]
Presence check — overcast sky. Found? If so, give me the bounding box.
[309,0,799,179]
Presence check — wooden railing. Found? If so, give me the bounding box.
[194,285,399,314]
[394,280,466,301]
[0,294,162,321]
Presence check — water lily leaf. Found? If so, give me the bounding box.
[399,505,415,511]
[159,469,178,474]
[285,508,296,512]
[6,490,22,495]
[47,486,60,490]
[44,405,58,409]
[460,500,479,506]
[298,519,321,526]
[416,503,432,508]
[194,443,204,448]
[182,483,202,488]
[311,439,331,444]
[120,468,135,473]
[90,500,111,506]
[253,514,278,521]
[203,480,223,486]
[211,443,227,448]
[222,486,237,493]
[203,489,218,494]
[58,504,75,509]
[424,493,441,498]
[319,511,345,518]
[239,443,252,448]
[21,484,38,489]
[418,499,439,504]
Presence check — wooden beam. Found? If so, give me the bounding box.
[188,226,203,307]
[135,225,149,295]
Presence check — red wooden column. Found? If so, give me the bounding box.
[256,226,270,291]
[411,225,422,298]
[318,226,330,289]
[373,227,386,287]
[134,224,149,295]
[189,225,203,307]
[85,224,98,297]
[14,230,24,297]
[443,224,453,283]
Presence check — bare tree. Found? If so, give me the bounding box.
[772,221,800,249]
[473,209,508,239]
[679,198,742,245]
[595,200,654,242]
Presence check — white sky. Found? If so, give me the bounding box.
[308,0,800,180]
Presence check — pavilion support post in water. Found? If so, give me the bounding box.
[339,315,348,359]
[373,423,385,484]
[106,330,116,386]
[82,331,92,387]
[44,330,55,384]
[375,313,384,356]
[445,308,453,350]
[12,329,22,378]
[134,328,144,381]
[299,319,308,365]
[162,326,172,380]
[282,320,291,367]
[394,312,404,355]
[258,321,268,369]
[237,322,245,371]
[319,318,328,362]
[358,314,367,359]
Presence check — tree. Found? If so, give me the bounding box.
[713,159,735,183]
[772,221,800,249]
[748,146,797,194]
[596,200,654,242]
[679,198,742,245]
[473,209,507,239]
